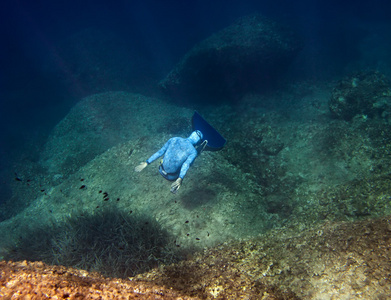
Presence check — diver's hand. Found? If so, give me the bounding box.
[170,178,182,194]
[135,162,148,172]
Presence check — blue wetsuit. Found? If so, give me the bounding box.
[146,131,202,181]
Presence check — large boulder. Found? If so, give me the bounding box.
[40,91,193,178]
[159,14,302,102]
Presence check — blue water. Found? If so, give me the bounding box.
[1,1,390,171]
[1,0,391,279]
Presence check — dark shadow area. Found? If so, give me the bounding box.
[3,204,185,278]
[0,182,12,211]
[208,170,243,193]
[0,187,30,223]
[180,188,217,210]
[0,159,49,222]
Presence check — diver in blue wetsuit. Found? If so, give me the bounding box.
[135,130,203,194]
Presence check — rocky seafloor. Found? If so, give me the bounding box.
[1,77,391,298]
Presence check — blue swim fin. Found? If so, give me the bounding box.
[192,111,226,151]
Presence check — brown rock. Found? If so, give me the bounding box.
[0,260,193,299]
[160,14,302,102]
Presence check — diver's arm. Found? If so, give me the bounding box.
[146,140,171,164]
[170,153,197,193]
[178,152,197,180]
[135,139,170,172]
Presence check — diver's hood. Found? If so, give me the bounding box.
[187,130,203,145]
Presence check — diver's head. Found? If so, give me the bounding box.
[188,130,203,145]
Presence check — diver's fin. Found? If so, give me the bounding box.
[192,111,226,151]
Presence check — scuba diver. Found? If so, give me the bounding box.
[135,130,204,193]
[135,111,226,194]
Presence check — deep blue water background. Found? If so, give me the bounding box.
[0,0,390,200]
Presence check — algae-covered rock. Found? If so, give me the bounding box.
[136,216,391,299]
[329,71,391,120]
[40,92,193,178]
[3,216,391,299]
[160,14,302,102]
[3,84,391,299]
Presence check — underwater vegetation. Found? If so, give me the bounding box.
[134,215,391,299]
[3,205,182,278]
[2,215,391,298]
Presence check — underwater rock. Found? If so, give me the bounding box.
[261,135,285,156]
[3,85,391,298]
[0,261,193,299]
[329,71,391,120]
[40,91,192,178]
[135,216,391,299]
[3,216,391,299]
[159,14,302,102]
